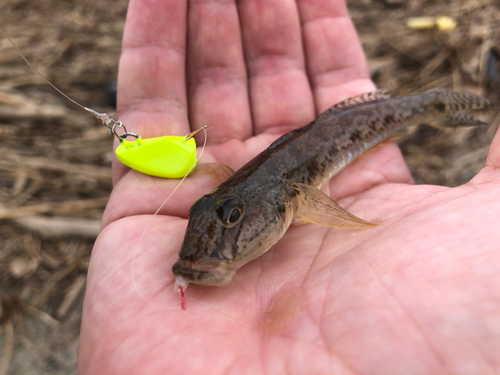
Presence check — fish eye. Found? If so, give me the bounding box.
[215,196,245,227]
[228,208,241,223]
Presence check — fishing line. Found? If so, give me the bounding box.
[131,127,208,310]
[0,28,114,125]
[0,28,89,111]
[1,27,204,310]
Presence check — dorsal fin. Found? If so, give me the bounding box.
[270,89,392,150]
[319,89,391,118]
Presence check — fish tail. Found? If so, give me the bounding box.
[425,89,493,127]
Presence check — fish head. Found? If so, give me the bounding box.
[172,180,294,286]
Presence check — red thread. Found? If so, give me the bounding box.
[179,285,186,310]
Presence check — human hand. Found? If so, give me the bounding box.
[78,0,500,374]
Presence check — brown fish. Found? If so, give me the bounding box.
[172,88,492,289]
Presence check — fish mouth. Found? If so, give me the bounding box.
[171,260,209,283]
[171,259,236,287]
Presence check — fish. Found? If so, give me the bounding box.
[172,88,492,289]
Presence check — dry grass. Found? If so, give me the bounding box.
[350,0,500,185]
[0,0,499,374]
[0,0,126,373]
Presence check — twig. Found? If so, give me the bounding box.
[0,197,108,219]
[13,216,101,238]
[0,155,111,181]
[24,305,59,329]
[57,275,86,318]
[0,322,14,375]
[31,258,82,307]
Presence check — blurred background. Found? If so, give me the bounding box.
[0,0,498,374]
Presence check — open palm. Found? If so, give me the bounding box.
[78,1,500,374]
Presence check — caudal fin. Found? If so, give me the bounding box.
[427,89,493,128]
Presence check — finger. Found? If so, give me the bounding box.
[238,0,315,135]
[297,1,411,187]
[115,0,190,182]
[101,170,221,229]
[187,0,252,145]
[297,0,376,112]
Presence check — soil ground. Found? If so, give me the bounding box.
[0,0,498,374]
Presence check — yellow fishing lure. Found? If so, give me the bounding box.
[116,135,197,178]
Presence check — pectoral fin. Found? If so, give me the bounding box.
[289,182,375,229]
[192,163,235,183]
